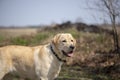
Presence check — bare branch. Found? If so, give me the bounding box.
[86,0,120,51]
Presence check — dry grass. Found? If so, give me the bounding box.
[0,28,38,38]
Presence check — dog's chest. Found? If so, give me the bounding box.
[40,55,63,79]
[49,61,62,79]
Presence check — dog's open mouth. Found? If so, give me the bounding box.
[62,50,73,57]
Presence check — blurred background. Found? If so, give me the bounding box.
[0,0,120,80]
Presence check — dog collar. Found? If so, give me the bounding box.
[50,46,66,63]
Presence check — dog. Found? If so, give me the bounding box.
[0,33,76,80]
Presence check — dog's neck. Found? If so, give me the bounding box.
[50,44,66,63]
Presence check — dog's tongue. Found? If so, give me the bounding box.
[68,52,73,57]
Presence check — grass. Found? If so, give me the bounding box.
[11,37,29,46]
[1,28,81,46]
[0,27,119,80]
[30,32,49,45]
[0,35,4,42]
[5,31,54,46]
[57,65,114,80]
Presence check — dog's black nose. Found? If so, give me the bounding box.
[70,45,75,49]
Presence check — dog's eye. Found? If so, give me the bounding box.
[71,40,73,42]
[62,40,67,42]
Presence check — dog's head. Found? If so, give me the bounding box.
[51,33,76,58]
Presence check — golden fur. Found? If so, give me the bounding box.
[0,33,76,80]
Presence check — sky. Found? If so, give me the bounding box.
[0,0,104,26]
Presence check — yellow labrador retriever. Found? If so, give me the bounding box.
[0,33,76,80]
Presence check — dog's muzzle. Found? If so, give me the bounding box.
[62,50,74,57]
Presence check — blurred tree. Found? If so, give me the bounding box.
[88,0,120,53]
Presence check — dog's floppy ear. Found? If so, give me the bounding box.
[52,34,61,45]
